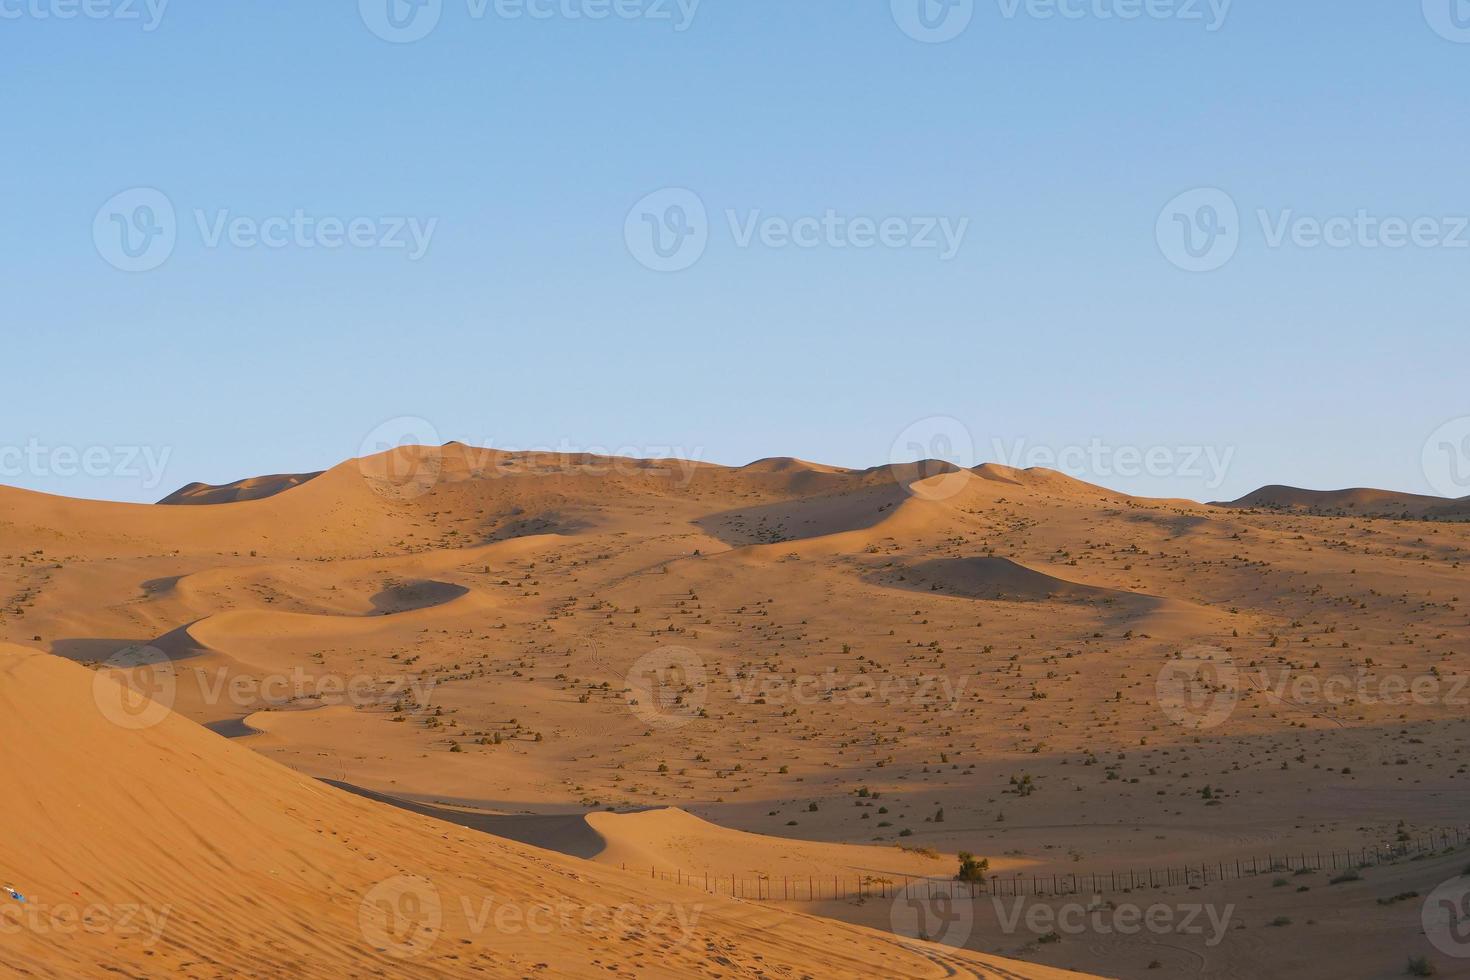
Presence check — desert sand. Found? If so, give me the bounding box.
[2,442,1468,977]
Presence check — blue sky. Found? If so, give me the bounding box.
[4,1,1469,503]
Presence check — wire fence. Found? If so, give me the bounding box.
[630,826,1470,902]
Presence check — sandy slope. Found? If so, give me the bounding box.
[3,445,1469,976]
[0,643,1088,979]
[159,472,323,505]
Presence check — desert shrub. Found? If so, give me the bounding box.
[956,852,989,883]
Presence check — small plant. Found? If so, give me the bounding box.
[956,852,989,883]
[1330,869,1362,885]
[1407,955,1436,977]
[1377,892,1420,906]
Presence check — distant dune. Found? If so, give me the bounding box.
[158,471,322,505]
[739,456,852,475]
[1216,483,1470,518]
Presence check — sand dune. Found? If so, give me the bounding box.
[739,456,853,475]
[1217,483,1470,518]
[890,556,1144,603]
[5,444,1470,976]
[0,642,1089,979]
[159,471,323,505]
[582,807,1029,881]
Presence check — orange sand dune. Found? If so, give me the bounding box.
[583,807,1032,881]
[0,643,1091,979]
[5,442,1470,977]
[159,471,323,505]
[1217,483,1469,517]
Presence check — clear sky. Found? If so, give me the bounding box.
[5,1,1469,504]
